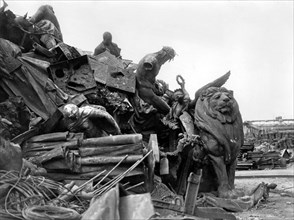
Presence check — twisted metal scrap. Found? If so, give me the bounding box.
[22,205,80,220]
[0,170,79,220]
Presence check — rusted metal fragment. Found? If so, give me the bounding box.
[0,138,23,171]
[107,68,136,93]
[184,171,202,214]
[31,146,65,165]
[48,55,96,95]
[52,42,81,61]
[179,111,195,136]
[89,51,136,93]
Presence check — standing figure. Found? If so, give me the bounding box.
[170,75,190,120]
[162,75,191,130]
[93,32,121,58]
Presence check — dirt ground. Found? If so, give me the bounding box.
[234,168,294,220]
[234,191,294,220]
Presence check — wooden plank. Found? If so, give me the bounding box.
[24,141,67,150]
[80,134,142,147]
[78,155,142,165]
[28,132,69,143]
[145,134,159,192]
[79,143,142,157]
[148,134,159,162]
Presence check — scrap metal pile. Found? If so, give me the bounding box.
[237,119,294,170]
[0,2,284,220]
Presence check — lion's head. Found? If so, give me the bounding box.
[200,87,239,124]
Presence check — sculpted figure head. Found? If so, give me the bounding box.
[62,104,80,120]
[156,46,176,66]
[174,89,185,103]
[103,32,112,46]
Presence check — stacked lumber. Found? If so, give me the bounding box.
[23,131,84,157]
[23,132,155,190]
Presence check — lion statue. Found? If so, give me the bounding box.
[194,86,244,198]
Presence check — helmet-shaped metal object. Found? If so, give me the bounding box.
[62,104,79,119]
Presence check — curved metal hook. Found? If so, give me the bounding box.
[176,75,185,88]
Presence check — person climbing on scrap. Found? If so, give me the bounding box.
[93,32,121,58]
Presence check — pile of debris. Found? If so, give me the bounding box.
[243,118,294,148]
[237,118,294,170]
[0,2,287,220]
[237,144,292,170]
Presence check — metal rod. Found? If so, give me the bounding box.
[93,155,129,189]
[93,170,123,195]
[125,181,144,191]
[94,161,139,195]
[94,150,152,195]
[93,157,132,194]
[93,158,140,195]
[95,150,153,196]
[122,182,130,187]
[75,170,106,193]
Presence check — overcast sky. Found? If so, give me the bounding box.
[4,0,294,121]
